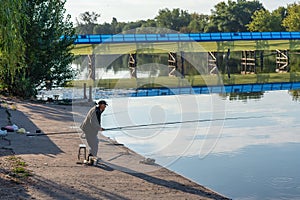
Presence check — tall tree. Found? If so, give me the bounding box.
[155,8,191,31]
[75,11,101,34]
[141,19,157,29]
[282,3,300,31]
[0,0,26,87]
[186,13,209,33]
[206,0,263,32]
[1,0,75,97]
[122,21,144,32]
[94,23,113,34]
[16,0,76,97]
[247,8,286,32]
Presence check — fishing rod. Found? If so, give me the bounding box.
[104,115,267,131]
[25,126,173,137]
[26,131,79,136]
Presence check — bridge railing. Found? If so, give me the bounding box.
[73,32,300,44]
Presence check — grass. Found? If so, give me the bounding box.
[70,72,300,90]
[6,156,31,178]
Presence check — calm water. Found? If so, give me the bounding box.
[99,90,300,200]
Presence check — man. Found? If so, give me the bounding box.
[80,100,108,163]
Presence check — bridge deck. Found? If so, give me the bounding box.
[74,32,300,44]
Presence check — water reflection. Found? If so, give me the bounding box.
[102,90,300,199]
[171,143,300,200]
[224,91,264,101]
[289,90,300,102]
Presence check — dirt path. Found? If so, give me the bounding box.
[0,98,230,200]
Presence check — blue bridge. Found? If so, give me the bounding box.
[73,32,300,44]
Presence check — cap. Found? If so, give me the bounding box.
[98,100,108,106]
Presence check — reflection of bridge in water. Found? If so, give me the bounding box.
[37,81,300,102]
[71,32,300,98]
[72,32,300,78]
[91,82,300,98]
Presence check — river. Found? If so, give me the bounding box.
[97,90,300,200]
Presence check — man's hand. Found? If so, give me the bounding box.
[100,128,105,131]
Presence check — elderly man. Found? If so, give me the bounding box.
[80,100,107,163]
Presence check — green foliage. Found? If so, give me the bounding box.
[6,156,31,178]
[186,14,209,33]
[0,0,26,84]
[247,9,285,32]
[91,18,126,34]
[206,0,264,32]
[289,51,300,72]
[75,11,100,34]
[155,8,191,31]
[0,0,76,98]
[23,0,75,94]
[282,3,300,31]
[76,2,300,35]
[123,21,145,32]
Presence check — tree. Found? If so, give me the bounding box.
[1,0,76,97]
[247,8,285,32]
[16,0,76,97]
[94,23,113,34]
[75,11,100,34]
[186,13,209,33]
[122,21,144,32]
[155,8,191,31]
[282,3,300,31]
[110,17,125,34]
[141,19,157,29]
[206,0,263,32]
[0,0,26,88]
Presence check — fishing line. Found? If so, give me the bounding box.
[26,115,268,136]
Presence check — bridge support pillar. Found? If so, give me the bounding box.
[168,52,185,77]
[208,52,218,74]
[241,50,256,74]
[275,49,289,72]
[88,54,95,81]
[168,52,177,77]
[128,53,137,78]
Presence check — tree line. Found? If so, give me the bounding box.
[75,0,300,34]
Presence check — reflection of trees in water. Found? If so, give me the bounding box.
[221,92,264,101]
[289,90,300,102]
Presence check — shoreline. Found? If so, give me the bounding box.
[1,98,230,199]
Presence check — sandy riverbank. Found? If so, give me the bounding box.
[0,97,230,200]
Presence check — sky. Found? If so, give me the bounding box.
[65,0,299,24]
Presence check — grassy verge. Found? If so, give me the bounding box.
[70,72,300,89]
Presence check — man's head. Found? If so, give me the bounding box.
[98,100,108,111]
